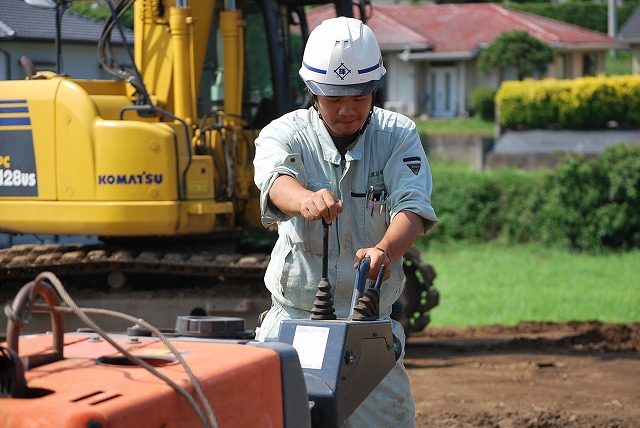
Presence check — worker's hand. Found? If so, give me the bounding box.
[300,188,343,224]
[354,247,391,282]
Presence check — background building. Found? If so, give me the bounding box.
[0,0,132,80]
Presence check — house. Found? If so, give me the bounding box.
[619,5,640,75]
[307,3,620,118]
[0,0,132,80]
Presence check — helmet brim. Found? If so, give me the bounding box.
[305,80,381,97]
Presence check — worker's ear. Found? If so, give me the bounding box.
[306,88,317,110]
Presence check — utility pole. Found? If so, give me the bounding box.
[608,0,617,58]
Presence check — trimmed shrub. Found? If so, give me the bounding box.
[469,87,497,121]
[496,76,640,130]
[496,78,567,129]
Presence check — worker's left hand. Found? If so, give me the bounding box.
[353,247,391,282]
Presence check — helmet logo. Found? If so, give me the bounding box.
[333,63,352,80]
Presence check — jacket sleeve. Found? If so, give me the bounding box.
[382,116,438,234]
[253,117,308,227]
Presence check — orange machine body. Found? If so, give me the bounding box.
[0,333,285,428]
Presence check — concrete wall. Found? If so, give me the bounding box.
[422,133,494,170]
[484,152,598,170]
[424,131,639,171]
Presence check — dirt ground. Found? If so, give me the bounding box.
[405,321,640,428]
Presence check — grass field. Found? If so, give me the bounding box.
[415,117,495,135]
[605,50,633,76]
[417,240,640,327]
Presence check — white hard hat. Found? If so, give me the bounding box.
[299,17,386,97]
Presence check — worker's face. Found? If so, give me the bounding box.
[315,94,373,137]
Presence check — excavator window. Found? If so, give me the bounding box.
[196,0,311,128]
[245,11,276,123]
[197,10,225,118]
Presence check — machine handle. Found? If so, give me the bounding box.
[5,279,64,368]
[349,258,370,319]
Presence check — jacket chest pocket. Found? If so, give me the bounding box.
[351,179,389,247]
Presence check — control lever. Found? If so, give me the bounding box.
[351,262,386,321]
[311,219,337,320]
[349,258,371,319]
[351,263,403,360]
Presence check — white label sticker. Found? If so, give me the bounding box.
[292,325,330,370]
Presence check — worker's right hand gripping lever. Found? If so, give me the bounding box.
[350,263,385,321]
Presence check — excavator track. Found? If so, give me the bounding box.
[0,242,438,337]
[0,242,270,284]
[0,241,273,336]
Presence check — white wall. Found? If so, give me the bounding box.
[633,45,640,75]
[383,54,418,116]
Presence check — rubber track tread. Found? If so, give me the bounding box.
[0,243,270,279]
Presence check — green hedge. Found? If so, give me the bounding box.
[496,76,640,130]
[426,144,640,253]
[539,144,640,252]
[427,169,504,242]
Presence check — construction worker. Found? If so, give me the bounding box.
[253,16,437,427]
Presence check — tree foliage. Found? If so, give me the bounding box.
[478,30,554,80]
[70,2,134,29]
[506,1,640,34]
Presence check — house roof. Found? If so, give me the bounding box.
[307,3,617,57]
[0,0,132,44]
[619,5,640,43]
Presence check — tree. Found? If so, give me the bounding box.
[478,30,554,81]
[70,2,134,29]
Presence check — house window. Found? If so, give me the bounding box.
[583,53,596,76]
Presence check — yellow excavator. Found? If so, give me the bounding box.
[0,0,438,335]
